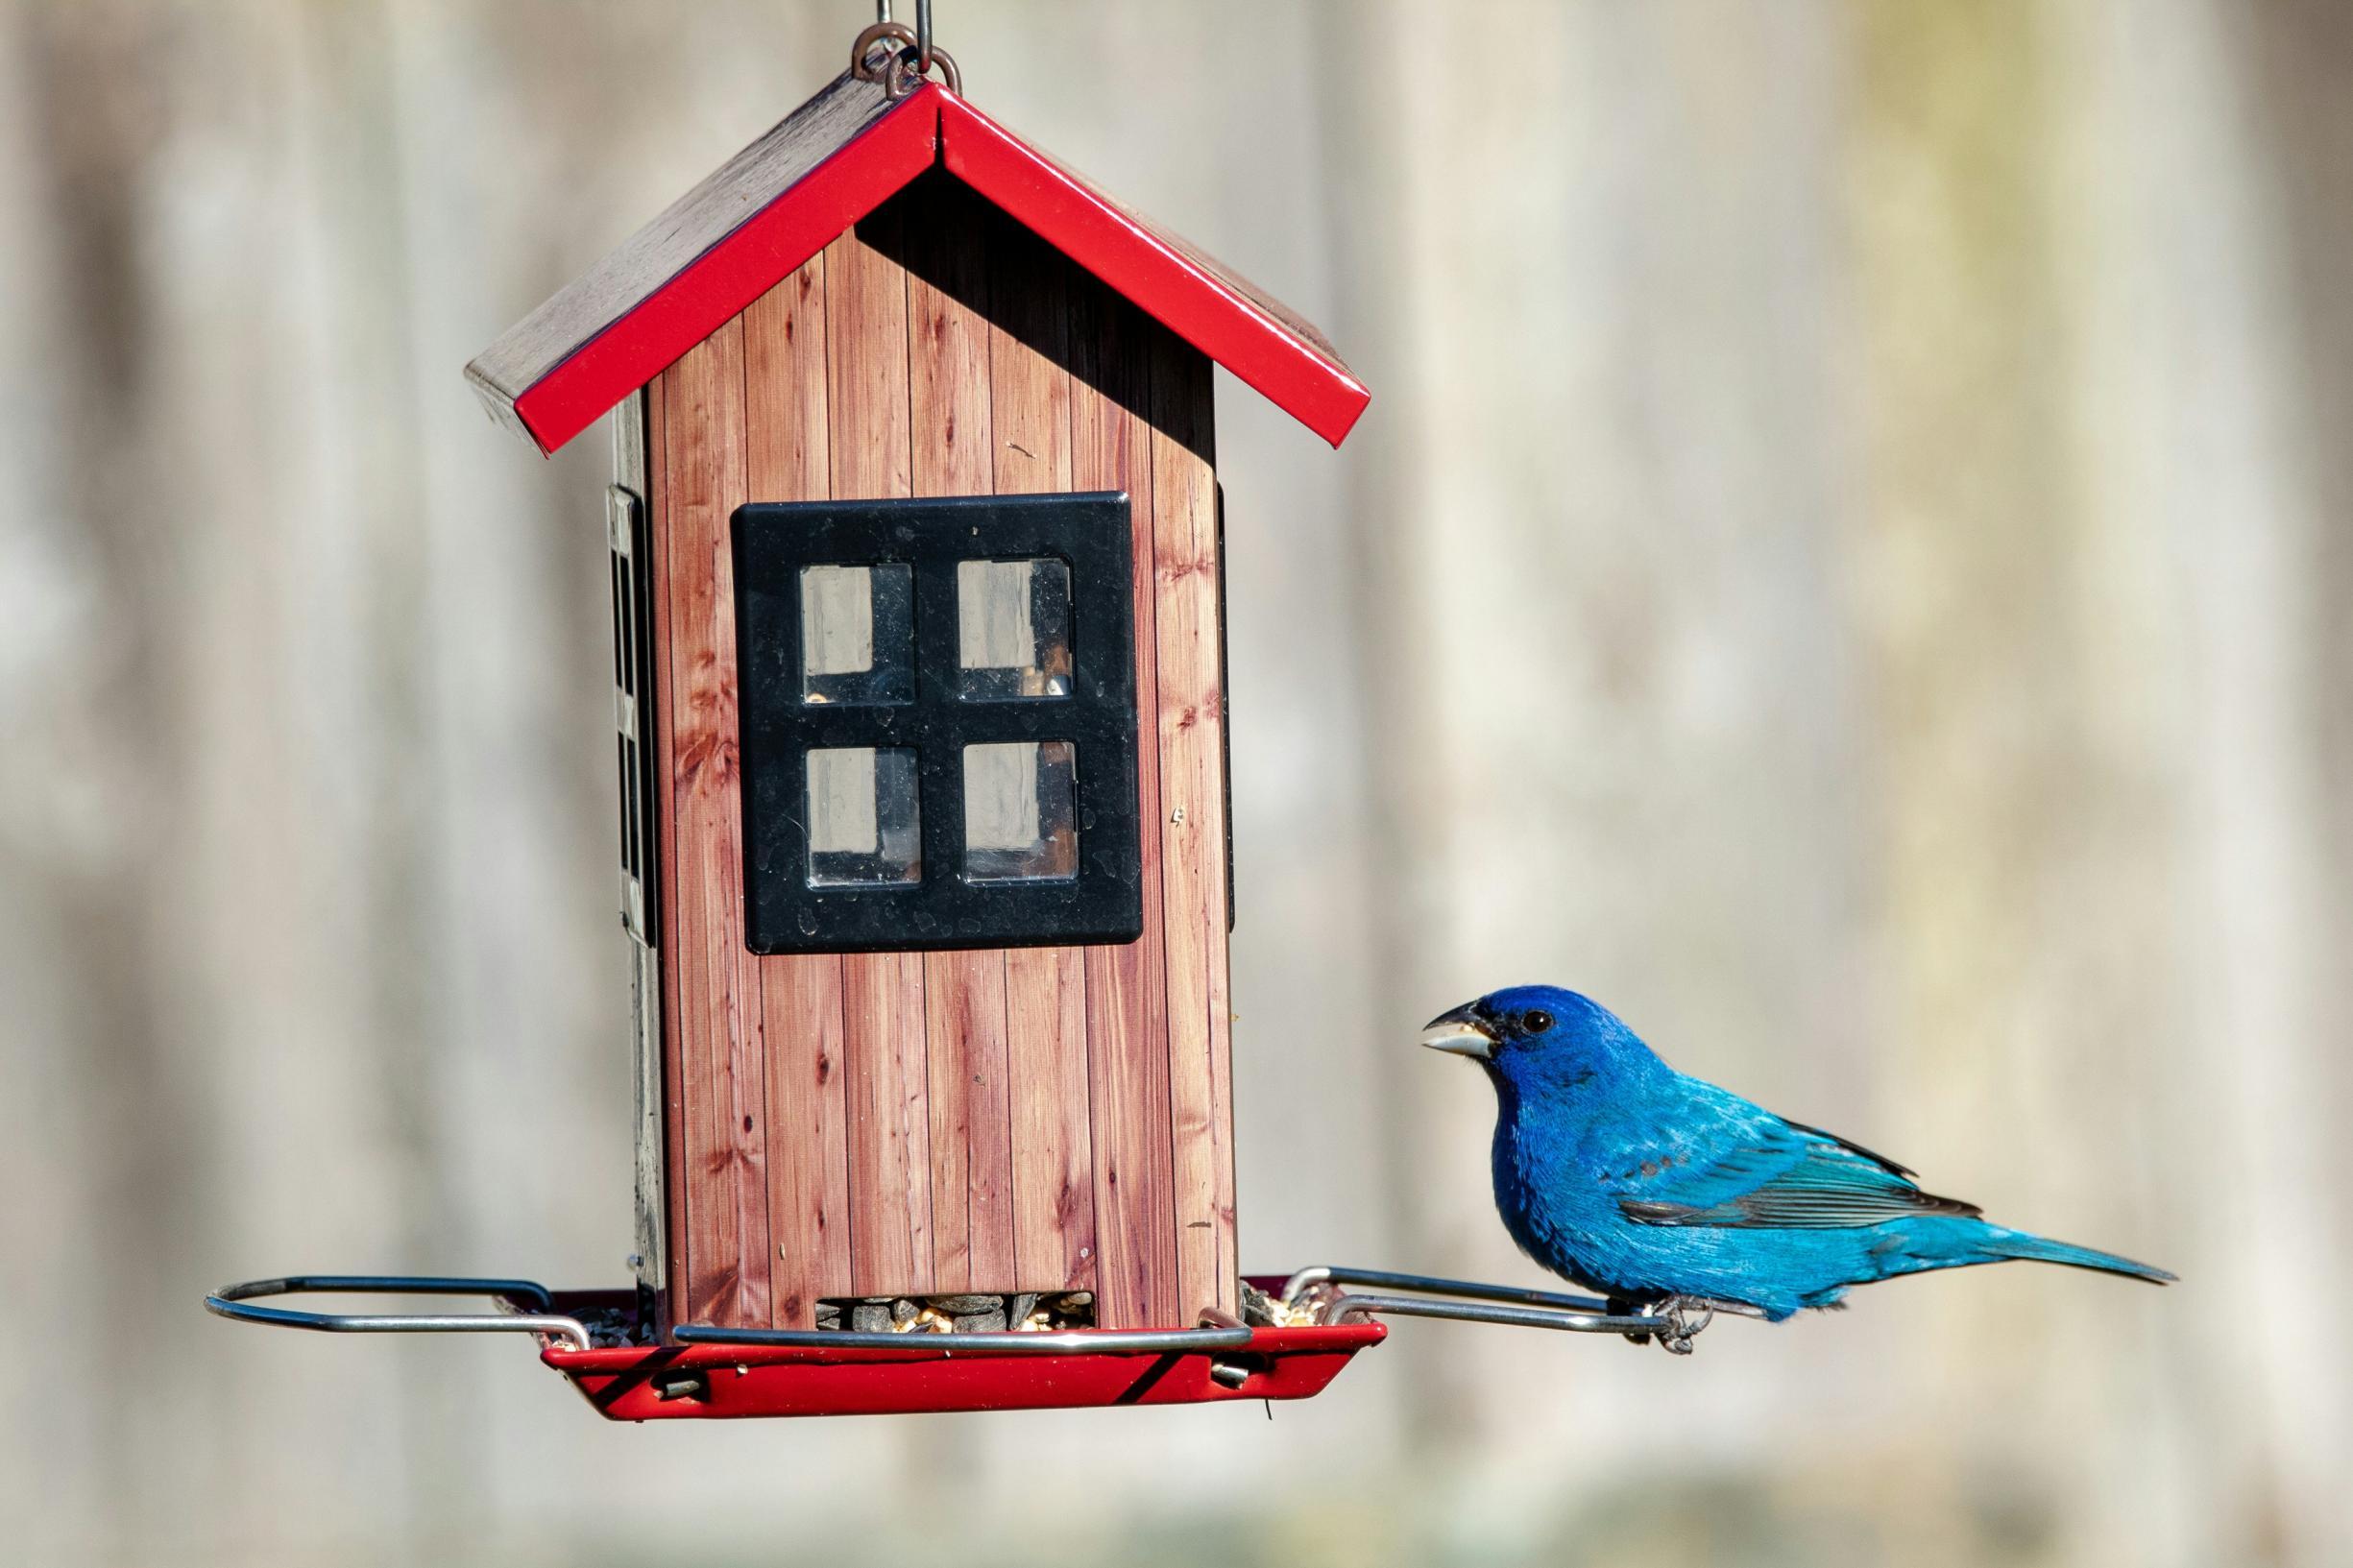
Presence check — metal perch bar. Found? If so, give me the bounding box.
[1279,1265,1672,1336]
[206,1276,594,1353]
[1314,1291,1666,1336]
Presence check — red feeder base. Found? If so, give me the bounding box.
[546,1321,1383,1421]
[531,1280,1382,1420]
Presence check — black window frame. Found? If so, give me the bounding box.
[733,491,1143,954]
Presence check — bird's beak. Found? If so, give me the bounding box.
[1420,1001,1497,1061]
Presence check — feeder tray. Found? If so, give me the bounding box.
[206,1268,1679,1421]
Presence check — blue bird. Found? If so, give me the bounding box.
[1424,984,2171,1345]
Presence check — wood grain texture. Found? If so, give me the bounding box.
[841,949,933,1291]
[986,217,1075,495]
[921,954,1009,1288]
[826,215,914,500]
[657,316,772,1328]
[758,954,852,1324]
[1006,943,1096,1291]
[744,257,853,1328]
[826,213,934,1295]
[647,376,692,1334]
[1148,333,1235,1326]
[905,180,1013,1291]
[1067,280,1178,1328]
[986,218,1102,1300]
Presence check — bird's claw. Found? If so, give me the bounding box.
[1628,1296,1715,1355]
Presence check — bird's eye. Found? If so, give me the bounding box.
[1522,1010,1554,1034]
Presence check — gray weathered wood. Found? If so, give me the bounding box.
[466,70,895,440]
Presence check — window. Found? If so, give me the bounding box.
[963,740,1079,882]
[956,559,1071,699]
[734,492,1142,953]
[801,564,914,705]
[807,747,921,886]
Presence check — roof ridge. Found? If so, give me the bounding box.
[468,76,1365,455]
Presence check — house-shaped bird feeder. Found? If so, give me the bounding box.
[208,25,1682,1421]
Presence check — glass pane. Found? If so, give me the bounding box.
[956,558,1072,700]
[807,747,921,887]
[801,564,914,705]
[963,741,1079,883]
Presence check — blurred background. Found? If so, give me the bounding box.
[3,1,2347,1564]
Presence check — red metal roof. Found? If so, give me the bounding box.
[468,75,1369,455]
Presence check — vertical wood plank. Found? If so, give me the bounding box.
[1070,285,1178,1327]
[745,257,852,1328]
[921,956,1007,1288]
[841,949,932,1292]
[647,370,692,1334]
[991,223,1101,1299]
[744,257,833,505]
[826,219,913,497]
[905,179,1008,1291]
[659,317,771,1327]
[759,955,852,1324]
[1007,942,1096,1291]
[1149,332,1235,1326]
[826,213,934,1294]
[988,223,1075,495]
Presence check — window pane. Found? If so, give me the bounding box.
[956,558,1072,700]
[963,741,1079,883]
[801,564,914,705]
[808,747,920,887]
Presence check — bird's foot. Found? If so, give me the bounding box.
[1644,1295,1717,1356]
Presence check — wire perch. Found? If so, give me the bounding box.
[1277,1266,1766,1356]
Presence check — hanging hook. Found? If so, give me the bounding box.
[850,14,959,99]
[915,0,934,74]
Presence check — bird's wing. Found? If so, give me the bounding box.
[1773,1117,1919,1179]
[1610,1093,1980,1230]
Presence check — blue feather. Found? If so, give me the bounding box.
[1428,985,2173,1321]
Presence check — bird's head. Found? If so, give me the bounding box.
[1420,983,1665,1100]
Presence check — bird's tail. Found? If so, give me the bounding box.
[1980,1228,2175,1286]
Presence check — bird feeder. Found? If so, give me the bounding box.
[208,21,1683,1421]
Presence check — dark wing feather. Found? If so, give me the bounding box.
[1615,1113,1979,1229]
[1774,1117,1919,1179]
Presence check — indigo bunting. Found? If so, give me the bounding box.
[1424,985,2171,1344]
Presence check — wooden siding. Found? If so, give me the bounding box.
[1068,270,1180,1329]
[1148,338,1234,1325]
[744,257,854,1328]
[646,173,1232,1329]
[655,315,771,1330]
[904,182,1013,1296]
